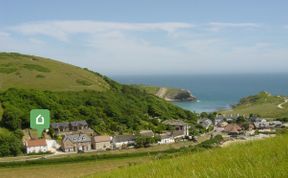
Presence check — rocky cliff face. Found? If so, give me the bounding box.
[163,89,197,102]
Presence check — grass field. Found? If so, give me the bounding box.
[0,156,150,178]
[0,52,110,91]
[87,134,288,178]
[222,92,288,118]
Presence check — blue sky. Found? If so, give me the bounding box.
[0,0,288,75]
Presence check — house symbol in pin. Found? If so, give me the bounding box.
[36,114,45,125]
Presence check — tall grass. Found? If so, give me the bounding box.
[88,134,288,178]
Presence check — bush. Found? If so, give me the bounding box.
[0,128,23,157]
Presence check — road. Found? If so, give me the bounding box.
[278,98,288,109]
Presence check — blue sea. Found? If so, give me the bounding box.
[110,74,288,113]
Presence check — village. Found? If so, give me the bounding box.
[24,114,288,155]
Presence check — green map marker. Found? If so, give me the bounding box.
[30,109,50,138]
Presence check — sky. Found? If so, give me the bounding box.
[0,0,288,75]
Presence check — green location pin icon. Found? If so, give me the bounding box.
[30,109,50,138]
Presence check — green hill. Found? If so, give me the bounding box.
[0,52,197,157]
[88,134,288,178]
[0,52,109,91]
[221,91,288,118]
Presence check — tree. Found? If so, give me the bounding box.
[0,129,23,157]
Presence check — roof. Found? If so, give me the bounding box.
[172,130,185,137]
[198,118,212,128]
[162,119,187,126]
[139,130,154,137]
[254,121,270,129]
[93,135,111,143]
[63,134,91,143]
[159,132,173,139]
[26,139,47,147]
[51,122,69,129]
[70,120,88,127]
[224,124,242,133]
[113,135,135,143]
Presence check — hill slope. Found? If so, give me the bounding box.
[221,91,288,118]
[89,134,288,178]
[0,53,197,157]
[0,52,109,91]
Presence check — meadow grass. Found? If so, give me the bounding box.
[222,93,288,118]
[0,52,110,91]
[87,134,288,178]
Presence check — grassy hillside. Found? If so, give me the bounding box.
[88,134,288,178]
[221,91,288,118]
[0,52,198,157]
[0,52,109,91]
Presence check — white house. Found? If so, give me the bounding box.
[158,132,175,144]
[26,139,48,154]
[112,135,136,149]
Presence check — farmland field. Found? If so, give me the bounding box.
[87,134,288,178]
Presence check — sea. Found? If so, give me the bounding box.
[110,74,288,113]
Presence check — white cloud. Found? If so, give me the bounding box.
[207,22,260,32]
[10,20,194,41]
[1,20,287,74]
[0,31,10,38]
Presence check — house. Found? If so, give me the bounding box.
[215,115,224,126]
[50,120,94,136]
[61,133,91,152]
[162,119,189,137]
[224,124,242,136]
[92,135,112,151]
[198,118,213,130]
[46,139,60,153]
[26,139,48,154]
[269,121,282,128]
[254,119,269,129]
[51,122,70,134]
[217,121,228,128]
[139,130,154,137]
[158,132,175,144]
[112,135,136,149]
[70,120,89,131]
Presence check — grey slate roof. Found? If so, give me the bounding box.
[113,135,135,143]
[159,132,173,139]
[198,118,213,129]
[63,134,91,143]
[51,122,69,129]
[70,120,88,127]
[139,130,154,137]
[162,119,187,126]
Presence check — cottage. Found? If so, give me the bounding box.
[50,120,94,136]
[215,115,225,126]
[26,139,48,154]
[224,124,242,136]
[70,120,89,131]
[198,118,213,130]
[158,132,175,144]
[254,119,269,129]
[92,135,112,151]
[51,122,69,134]
[217,121,228,128]
[139,130,154,137]
[112,135,136,149]
[61,133,91,152]
[162,119,189,137]
[269,121,282,128]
